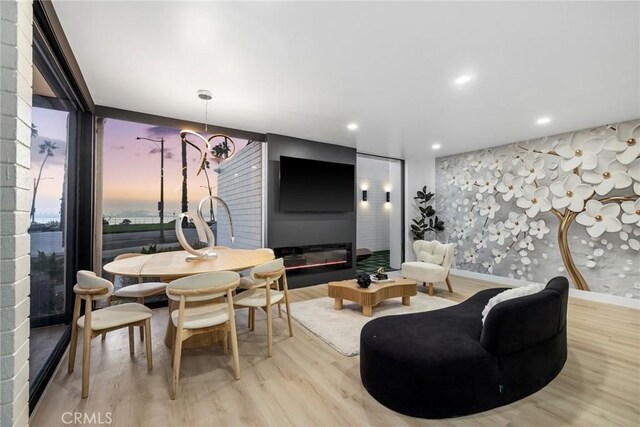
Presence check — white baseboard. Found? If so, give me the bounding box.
[450,268,640,310]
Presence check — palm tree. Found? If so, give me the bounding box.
[181,139,189,226]
[30,140,58,223]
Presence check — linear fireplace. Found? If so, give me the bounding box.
[274,243,353,275]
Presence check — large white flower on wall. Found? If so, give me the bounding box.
[516,185,552,217]
[621,199,640,226]
[576,200,623,237]
[529,220,550,239]
[460,173,476,192]
[505,212,529,235]
[479,196,500,218]
[437,119,639,293]
[549,174,593,211]
[555,134,604,171]
[518,157,546,184]
[496,173,524,201]
[488,222,507,245]
[478,172,498,193]
[604,122,640,165]
[582,159,632,195]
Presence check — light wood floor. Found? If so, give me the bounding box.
[31,275,640,427]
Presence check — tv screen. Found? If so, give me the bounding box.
[279,156,355,212]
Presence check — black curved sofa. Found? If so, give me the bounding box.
[360,277,569,419]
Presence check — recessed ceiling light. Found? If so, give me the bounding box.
[347,123,358,131]
[454,74,473,85]
[432,143,441,150]
[536,116,552,125]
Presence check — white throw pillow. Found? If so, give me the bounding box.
[481,283,545,324]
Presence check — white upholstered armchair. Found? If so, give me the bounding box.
[401,240,455,296]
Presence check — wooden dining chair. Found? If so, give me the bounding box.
[234,258,293,357]
[166,271,241,399]
[68,271,153,398]
[106,253,167,341]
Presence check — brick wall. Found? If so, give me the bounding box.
[215,142,263,249]
[0,0,32,425]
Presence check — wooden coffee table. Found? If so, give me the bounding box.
[327,278,418,317]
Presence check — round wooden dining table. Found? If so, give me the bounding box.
[103,247,275,348]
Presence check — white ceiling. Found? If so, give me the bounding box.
[53,1,640,159]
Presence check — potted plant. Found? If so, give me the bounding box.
[411,185,445,241]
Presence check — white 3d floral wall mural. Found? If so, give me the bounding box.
[436,119,640,298]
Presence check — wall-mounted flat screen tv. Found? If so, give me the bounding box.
[279,156,355,212]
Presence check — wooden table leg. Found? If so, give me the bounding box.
[402,296,410,306]
[334,298,343,310]
[362,305,372,317]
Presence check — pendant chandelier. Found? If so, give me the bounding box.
[179,89,236,177]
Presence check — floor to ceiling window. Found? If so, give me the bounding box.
[29,5,95,410]
[28,93,69,382]
[96,115,264,293]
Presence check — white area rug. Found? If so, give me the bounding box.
[288,293,456,356]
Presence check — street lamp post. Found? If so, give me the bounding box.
[136,136,165,242]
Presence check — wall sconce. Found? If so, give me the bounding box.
[386,191,390,202]
[362,190,368,201]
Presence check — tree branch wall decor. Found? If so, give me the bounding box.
[436,119,639,297]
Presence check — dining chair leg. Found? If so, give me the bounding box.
[276,279,283,318]
[138,297,145,341]
[266,303,273,357]
[250,308,255,331]
[222,325,229,355]
[128,326,134,355]
[227,293,241,380]
[80,295,94,399]
[81,326,92,398]
[247,307,253,329]
[68,323,79,374]
[144,319,153,370]
[68,295,81,374]
[171,327,183,400]
[284,294,294,338]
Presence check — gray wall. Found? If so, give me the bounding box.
[266,134,357,287]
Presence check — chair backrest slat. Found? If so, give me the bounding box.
[166,271,240,302]
[76,270,114,300]
[250,258,284,282]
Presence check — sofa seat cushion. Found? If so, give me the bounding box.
[402,261,447,282]
[361,288,503,366]
[77,303,152,330]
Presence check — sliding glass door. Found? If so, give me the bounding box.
[29,13,95,410]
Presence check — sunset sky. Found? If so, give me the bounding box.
[31,108,248,222]
[102,118,249,221]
